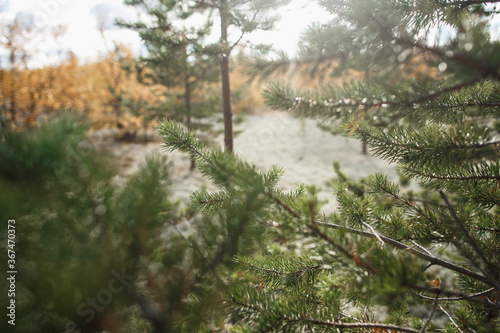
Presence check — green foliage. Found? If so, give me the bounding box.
[118,0,219,129]
[5,0,500,331]
[1,113,289,333]
[158,1,500,332]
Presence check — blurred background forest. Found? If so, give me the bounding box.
[0,20,263,135]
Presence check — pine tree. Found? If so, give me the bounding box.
[0,113,286,333]
[117,1,218,134]
[161,0,500,332]
[121,0,291,152]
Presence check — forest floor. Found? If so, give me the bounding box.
[93,110,401,214]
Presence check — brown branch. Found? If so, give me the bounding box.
[233,296,420,333]
[266,191,495,287]
[266,191,300,218]
[415,286,498,308]
[309,221,380,274]
[289,318,420,333]
[396,38,500,81]
[266,191,378,273]
[405,167,500,181]
[420,292,440,333]
[439,191,500,287]
[268,189,498,287]
[314,221,497,288]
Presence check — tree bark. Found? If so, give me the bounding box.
[362,142,368,155]
[185,73,196,170]
[219,0,234,153]
[9,66,16,125]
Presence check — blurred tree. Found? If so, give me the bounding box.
[0,13,35,126]
[0,113,285,333]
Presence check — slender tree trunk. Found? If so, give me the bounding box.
[219,0,233,153]
[185,74,196,170]
[9,68,16,125]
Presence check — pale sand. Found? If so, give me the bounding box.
[104,110,400,214]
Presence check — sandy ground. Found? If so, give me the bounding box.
[98,110,400,214]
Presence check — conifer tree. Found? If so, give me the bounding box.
[193,0,293,152]
[122,0,291,152]
[117,1,218,144]
[161,0,500,332]
[0,113,289,333]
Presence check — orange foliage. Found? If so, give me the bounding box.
[231,62,265,114]
[0,45,266,130]
[0,45,169,130]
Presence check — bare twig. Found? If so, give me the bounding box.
[314,221,495,288]
[420,292,440,333]
[267,191,497,288]
[290,318,420,333]
[409,240,434,257]
[439,305,464,333]
[358,216,385,247]
[415,286,499,308]
[439,191,500,289]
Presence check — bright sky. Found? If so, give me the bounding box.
[1,0,331,66]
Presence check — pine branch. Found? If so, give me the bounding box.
[405,167,500,181]
[286,318,420,333]
[366,174,439,231]
[266,190,378,272]
[395,37,500,80]
[416,287,498,307]
[231,293,420,333]
[158,119,204,158]
[267,188,495,287]
[439,191,500,284]
[236,256,323,288]
[367,11,500,80]
[313,221,497,288]
[420,292,440,333]
[438,304,464,333]
[310,221,380,274]
[264,76,500,125]
[190,189,229,216]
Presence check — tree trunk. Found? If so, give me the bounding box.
[185,74,196,170]
[9,68,16,125]
[362,142,368,155]
[219,0,233,153]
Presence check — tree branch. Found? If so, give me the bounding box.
[420,292,440,333]
[416,286,498,308]
[289,318,420,333]
[314,221,497,288]
[439,191,500,286]
[405,167,500,181]
[265,191,496,288]
[395,38,500,81]
[438,305,464,333]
